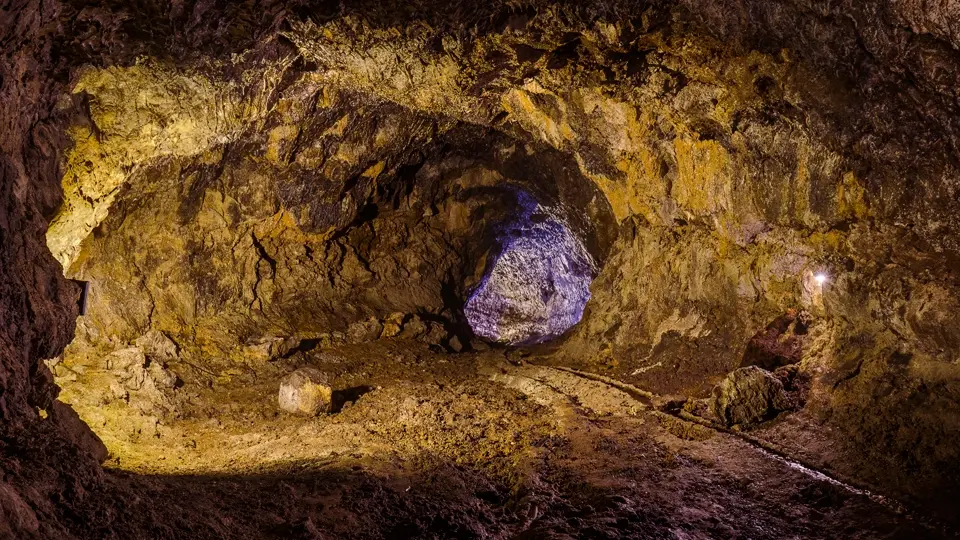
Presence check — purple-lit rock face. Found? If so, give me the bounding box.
[465,196,595,345]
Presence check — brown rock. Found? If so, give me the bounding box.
[347,318,385,344]
[710,366,790,426]
[380,312,406,338]
[278,368,333,416]
[0,483,40,537]
[399,315,428,339]
[48,401,109,463]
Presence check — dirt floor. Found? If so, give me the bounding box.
[52,339,953,539]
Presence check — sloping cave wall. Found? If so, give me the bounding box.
[4,0,960,536]
[0,3,105,537]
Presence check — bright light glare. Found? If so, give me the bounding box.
[814,273,828,285]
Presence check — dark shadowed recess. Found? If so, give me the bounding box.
[438,126,619,264]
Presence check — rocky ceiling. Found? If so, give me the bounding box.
[4,0,960,537]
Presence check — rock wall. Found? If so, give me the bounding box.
[3,0,960,534]
[49,0,960,509]
[0,2,109,538]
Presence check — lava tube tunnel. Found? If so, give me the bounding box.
[3,1,960,538]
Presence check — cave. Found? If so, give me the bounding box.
[5,1,960,538]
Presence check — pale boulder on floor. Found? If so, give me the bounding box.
[278,368,333,416]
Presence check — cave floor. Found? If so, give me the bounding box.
[55,341,944,539]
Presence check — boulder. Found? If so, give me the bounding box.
[448,335,463,353]
[463,208,594,345]
[710,366,789,426]
[278,368,333,416]
[347,318,384,344]
[380,312,406,338]
[105,346,179,394]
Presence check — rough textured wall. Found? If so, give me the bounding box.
[61,109,614,364]
[0,2,109,538]
[3,0,960,536]
[44,1,960,509]
[0,0,76,430]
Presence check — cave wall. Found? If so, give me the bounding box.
[47,0,960,507]
[0,0,77,427]
[64,88,455,360]
[3,0,960,535]
[0,2,109,538]
[61,91,616,364]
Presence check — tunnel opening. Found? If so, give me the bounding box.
[42,113,620,480]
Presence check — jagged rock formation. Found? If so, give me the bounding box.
[711,366,790,426]
[4,0,960,537]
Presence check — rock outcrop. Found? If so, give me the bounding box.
[711,366,790,426]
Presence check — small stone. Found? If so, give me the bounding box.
[43,355,63,369]
[448,335,463,352]
[420,321,448,345]
[399,315,428,339]
[347,317,384,344]
[278,368,333,416]
[710,366,789,426]
[380,312,406,338]
[315,333,334,348]
[380,322,402,338]
[471,340,490,352]
[244,336,292,362]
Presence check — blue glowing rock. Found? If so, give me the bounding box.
[465,197,594,345]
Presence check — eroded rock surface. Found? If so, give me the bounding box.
[3,0,960,537]
[464,193,595,344]
[711,366,790,426]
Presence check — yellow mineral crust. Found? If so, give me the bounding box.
[47,62,289,269]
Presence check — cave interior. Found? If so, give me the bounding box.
[4,0,960,538]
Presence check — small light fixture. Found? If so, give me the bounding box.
[814,273,828,285]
